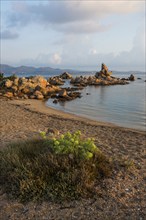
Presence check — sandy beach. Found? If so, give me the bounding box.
[0,97,146,219]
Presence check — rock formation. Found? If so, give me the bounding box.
[0,75,61,100]
[128,74,135,81]
[95,63,112,79]
[59,72,72,79]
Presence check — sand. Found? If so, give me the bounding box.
[0,97,146,219]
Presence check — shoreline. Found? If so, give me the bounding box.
[10,98,146,134]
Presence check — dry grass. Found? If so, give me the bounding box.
[0,134,112,203]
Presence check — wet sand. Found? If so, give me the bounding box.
[0,97,146,219]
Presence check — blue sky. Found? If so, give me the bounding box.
[0,0,145,71]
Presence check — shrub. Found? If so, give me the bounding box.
[51,131,100,160]
[0,132,112,202]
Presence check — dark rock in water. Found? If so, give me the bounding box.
[129,74,135,81]
[50,93,57,98]
[137,77,142,80]
[48,77,64,86]
[59,72,72,79]
[68,92,81,98]
[121,78,129,81]
[53,99,58,104]
[58,89,67,97]
[54,91,81,102]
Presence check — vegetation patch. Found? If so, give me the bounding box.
[0,131,112,202]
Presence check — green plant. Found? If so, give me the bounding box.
[51,131,99,160]
[39,131,47,139]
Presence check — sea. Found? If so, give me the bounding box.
[4,69,146,131]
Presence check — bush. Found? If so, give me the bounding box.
[0,131,112,202]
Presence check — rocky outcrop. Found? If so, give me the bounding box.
[53,89,81,103]
[128,74,135,81]
[70,63,130,87]
[0,75,61,100]
[95,63,112,79]
[70,75,129,87]
[59,72,72,79]
[48,77,64,86]
[58,89,67,97]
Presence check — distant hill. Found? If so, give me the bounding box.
[0,64,145,77]
[0,64,83,76]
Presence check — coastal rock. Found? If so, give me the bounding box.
[23,94,28,99]
[21,87,32,94]
[11,86,18,92]
[5,80,13,88]
[47,85,61,94]
[34,90,44,100]
[58,89,67,97]
[4,92,13,98]
[13,78,19,86]
[68,92,81,99]
[95,63,112,79]
[59,72,72,79]
[53,99,58,104]
[29,95,35,99]
[31,76,47,87]
[48,77,64,86]
[129,74,135,81]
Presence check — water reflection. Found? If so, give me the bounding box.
[47,73,146,131]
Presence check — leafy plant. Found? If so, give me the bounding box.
[51,131,99,160]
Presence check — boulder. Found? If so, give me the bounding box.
[59,72,72,79]
[95,63,112,79]
[34,90,44,100]
[129,74,135,81]
[29,95,35,99]
[21,87,31,94]
[53,99,58,104]
[13,78,19,86]
[31,76,47,87]
[58,89,67,97]
[4,92,13,98]
[101,63,108,72]
[5,80,13,88]
[49,77,64,86]
[11,86,18,92]
[23,94,28,99]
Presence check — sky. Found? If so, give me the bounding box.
[0,0,145,71]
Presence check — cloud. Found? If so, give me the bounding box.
[56,21,112,34]
[89,48,97,55]
[6,1,143,34]
[112,28,145,69]
[17,27,145,71]
[19,52,62,67]
[0,30,19,39]
[50,53,62,64]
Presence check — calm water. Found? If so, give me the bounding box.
[4,71,146,131]
[46,73,146,131]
